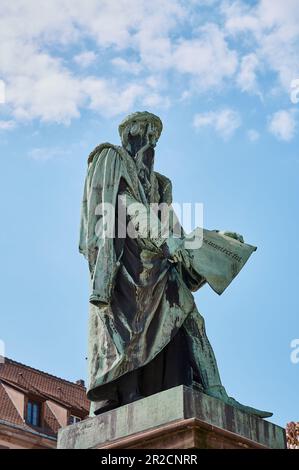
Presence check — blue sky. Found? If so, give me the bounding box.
[0,0,298,427]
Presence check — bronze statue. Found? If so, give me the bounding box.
[79,111,272,418]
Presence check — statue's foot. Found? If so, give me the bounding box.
[226,396,273,418]
[205,385,273,419]
[93,399,119,415]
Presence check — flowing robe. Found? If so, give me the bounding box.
[79,143,254,401]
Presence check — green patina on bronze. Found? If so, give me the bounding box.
[79,111,272,419]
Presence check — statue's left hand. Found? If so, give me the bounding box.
[218,231,244,243]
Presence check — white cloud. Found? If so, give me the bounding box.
[193,108,241,140]
[142,93,170,109]
[223,0,299,92]
[83,78,145,117]
[222,1,261,36]
[247,129,260,142]
[268,110,297,141]
[111,58,142,75]
[0,0,298,129]
[0,0,189,123]
[73,51,97,68]
[0,120,15,130]
[28,146,70,161]
[237,53,260,95]
[172,24,238,91]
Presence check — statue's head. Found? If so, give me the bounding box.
[118,111,163,156]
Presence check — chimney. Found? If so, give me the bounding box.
[76,379,85,387]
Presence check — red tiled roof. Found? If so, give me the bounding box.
[0,358,89,414]
[0,382,59,437]
[0,358,89,439]
[43,403,60,436]
[0,382,24,427]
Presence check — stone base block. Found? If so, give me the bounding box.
[57,385,286,449]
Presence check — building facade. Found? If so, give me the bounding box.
[286,422,299,449]
[0,358,89,448]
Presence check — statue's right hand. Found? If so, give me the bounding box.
[216,230,244,243]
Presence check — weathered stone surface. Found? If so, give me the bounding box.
[57,386,286,449]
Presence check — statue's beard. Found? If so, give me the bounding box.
[127,132,147,157]
[128,133,155,170]
[127,132,155,197]
[136,146,154,198]
[138,146,154,171]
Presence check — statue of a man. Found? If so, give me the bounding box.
[79,111,271,418]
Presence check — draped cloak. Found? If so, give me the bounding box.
[79,143,234,401]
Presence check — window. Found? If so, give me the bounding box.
[68,415,81,425]
[26,400,41,426]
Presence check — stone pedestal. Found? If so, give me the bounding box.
[57,385,286,449]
